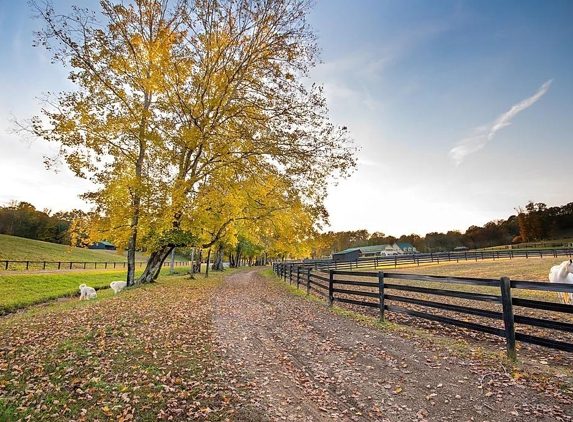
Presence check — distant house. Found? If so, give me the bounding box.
[392,242,418,254]
[332,243,418,261]
[453,246,469,252]
[88,241,116,250]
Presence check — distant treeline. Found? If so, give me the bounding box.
[312,201,573,256]
[2,200,573,255]
[0,201,86,245]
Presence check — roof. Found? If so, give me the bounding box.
[332,249,360,256]
[98,241,116,246]
[333,244,390,255]
[396,242,415,250]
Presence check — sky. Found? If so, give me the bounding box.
[1,0,572,237]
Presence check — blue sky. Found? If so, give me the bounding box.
[1,0,572,237]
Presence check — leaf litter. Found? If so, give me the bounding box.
[0,269,571,421]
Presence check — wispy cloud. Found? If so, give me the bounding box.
[449,79,553,165]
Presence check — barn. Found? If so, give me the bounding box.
[331,245,392,261]
[332,248,361,261]
[88,241,117,250]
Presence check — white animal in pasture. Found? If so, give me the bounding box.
[110,280,127,294]
[548,259,573,305]
[79,284,97,300]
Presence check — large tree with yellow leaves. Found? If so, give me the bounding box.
[27,0,356,285]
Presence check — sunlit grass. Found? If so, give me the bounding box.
[0,267,192,315]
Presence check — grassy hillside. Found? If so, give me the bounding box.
[0,234,190,269]
[0,234,128,262]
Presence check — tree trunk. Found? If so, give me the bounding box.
[136,245,173,284]
[205,248,211,278]
[169,247,176,274]
[190,247,196,273]
[212,245,224,271]
[126,90,150,286]
[127,228,138,286]
[196,250,202,273]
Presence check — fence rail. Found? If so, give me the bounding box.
[273,261,573,360]
[0,260,191,271]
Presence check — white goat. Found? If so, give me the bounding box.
[548,259,573,304]
[79,284,97,300]
[110,280,127,294]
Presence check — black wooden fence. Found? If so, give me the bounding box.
[0,260,191,271]
[273,262,573,360]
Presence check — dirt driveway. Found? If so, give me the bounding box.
[211,270,572,422]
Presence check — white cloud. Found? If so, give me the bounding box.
[449,79,553,165]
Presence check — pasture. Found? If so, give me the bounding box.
[0,267,190,315]
[0,234,127,262]
[0,235,189,271]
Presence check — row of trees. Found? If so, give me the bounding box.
[0,201,83,245]
[309,201,573,256]
[19,0,356,284]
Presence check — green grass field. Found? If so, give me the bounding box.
[0,267,192,315]
[0,234,129,262]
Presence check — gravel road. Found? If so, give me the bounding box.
[211,270,572,422]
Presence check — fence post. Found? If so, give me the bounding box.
[500,276,517,361]
[378,271,385,322]
[328,270,334,307]
[306,268,311,296]
[296,266,301,289]
[289,265,292,285]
